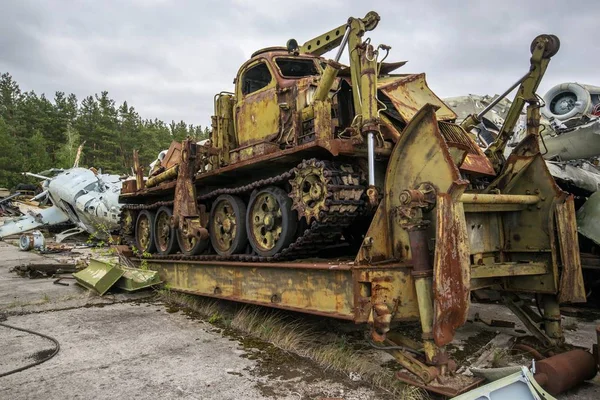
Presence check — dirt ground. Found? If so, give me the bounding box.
[1,239,600,399]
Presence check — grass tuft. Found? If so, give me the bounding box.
[158,290,428,399]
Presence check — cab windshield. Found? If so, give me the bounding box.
[275,58,319,78]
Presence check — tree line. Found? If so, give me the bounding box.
[0,72,209,189]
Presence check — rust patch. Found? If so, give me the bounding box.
[556,196,586,303]
[433,193,470,346]
[460,153,496,176]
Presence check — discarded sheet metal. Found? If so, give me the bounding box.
[73,259,125,296]
[451,367,555,400]
[19,231,45,251]
[73,258,161,295]
[115,268,161,292]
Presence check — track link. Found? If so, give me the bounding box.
[120,159,366,262]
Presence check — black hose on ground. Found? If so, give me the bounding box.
[0,322,60,378]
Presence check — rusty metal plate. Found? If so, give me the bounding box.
[379,74,457,122]
[556,196,586,303]
[433,193,471,346]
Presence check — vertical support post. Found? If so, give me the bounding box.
[359,42,381,204]
[133,150,145,191]
[212,94,235,167]
[543,295,563,341]
[407,223,439,366]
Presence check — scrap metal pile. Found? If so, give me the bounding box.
[2,11,599,397]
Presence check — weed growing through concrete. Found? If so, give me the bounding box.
[159,290,428,399]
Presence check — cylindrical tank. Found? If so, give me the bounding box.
[543,82,600,121]
[19,230,45,251]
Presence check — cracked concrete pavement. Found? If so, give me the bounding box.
[0,240,381,400]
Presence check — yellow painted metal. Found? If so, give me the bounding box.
[313,62,340,102]
[378,74,457,122]
[463,203,527,213]
[488,153,560,295]
[414,275,437,363]
[359,44,379,126]
[484,35,556,170]
[296,11,379,57]
[347,17,367,115]
[470,262,548,279]
[542,294,563,340]
[460,193,540,204]
[148,259,419,322]
[211,93,235,166]
[234,60,280,148]
[146,165,178,188]
[248,190,283,252]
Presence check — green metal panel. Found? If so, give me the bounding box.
[116,268,162,292]
[73,259,124,296]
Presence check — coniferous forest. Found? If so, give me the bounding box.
[0,72,209,188]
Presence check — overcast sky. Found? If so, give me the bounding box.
[1,0,598,127]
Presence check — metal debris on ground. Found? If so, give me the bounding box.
[19,231,45,251]
[10,263,79,279]
[73,258,161,296]
[451,366,555,400]
[0,167,123,242]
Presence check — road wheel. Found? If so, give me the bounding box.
[246,186,297,257]
[135,210,156,254]
[154,206,179,255]
[209,195,247,256]
[177,225,209,256]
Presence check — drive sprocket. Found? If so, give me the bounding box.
[289,159,330,222]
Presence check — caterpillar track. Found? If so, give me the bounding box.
[120,159,366,262]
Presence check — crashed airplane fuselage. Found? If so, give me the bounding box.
[0,168,122,241]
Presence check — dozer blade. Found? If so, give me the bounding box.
[73,259,124,296]
[115,268,162,292]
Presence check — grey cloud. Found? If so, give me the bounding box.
[0,0,598,127]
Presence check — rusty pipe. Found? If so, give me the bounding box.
[147,165,179,188]
[534,349,597,396]
[460,193,540,204]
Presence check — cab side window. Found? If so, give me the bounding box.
[241,63,272,95]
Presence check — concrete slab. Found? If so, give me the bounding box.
[0,240,382,399]
[0,241,149,314]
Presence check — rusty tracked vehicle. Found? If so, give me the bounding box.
[119,12,586,395]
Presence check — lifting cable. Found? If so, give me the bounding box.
[0,321,60,378]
